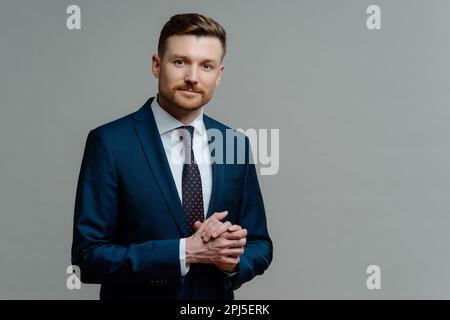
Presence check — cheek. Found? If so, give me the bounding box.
[203,75,220,89]
[161,67,183,85]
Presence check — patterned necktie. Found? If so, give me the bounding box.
[179,125,204,235]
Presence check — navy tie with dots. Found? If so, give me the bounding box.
[179,125,204,235]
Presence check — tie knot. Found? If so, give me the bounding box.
[178,125,195,145]
[179,125,194,135]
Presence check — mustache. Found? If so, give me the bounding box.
[176,86,202,93]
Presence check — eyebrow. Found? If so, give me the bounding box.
[171,55,218,64]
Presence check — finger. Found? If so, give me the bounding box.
[220,247,245,257]
[227,237,246,248]
[194,221,203,230]
[227,224,242,232]
[210,221,231,240]
[200,218,214,240]
[217,237,246,249]
[224,237,246,248]
[223,228,247,240]
[212,210,228,221]
[200,212,223,238]
[202,211,228,241]
[220,255,240,265]
[203,219,220,242]
[196,222,214,242]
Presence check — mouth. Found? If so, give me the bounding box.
[179,88,200,93]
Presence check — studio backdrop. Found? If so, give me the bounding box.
[1,0,449,299]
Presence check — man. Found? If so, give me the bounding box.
[71,13,272,300]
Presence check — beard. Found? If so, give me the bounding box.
[159,84,213,112]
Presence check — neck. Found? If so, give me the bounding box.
[157,94,202,125]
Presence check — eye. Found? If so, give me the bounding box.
[174,59,185,66]
[203,63,213,70]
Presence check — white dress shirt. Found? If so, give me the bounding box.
[151,95,212,276]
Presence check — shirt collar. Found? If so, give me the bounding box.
[151,94,204,136]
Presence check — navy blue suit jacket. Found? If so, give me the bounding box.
[71,97,272,299]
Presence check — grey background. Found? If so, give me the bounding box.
[1,0,449,299]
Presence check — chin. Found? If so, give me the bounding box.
[173,96,204,111]
[179,103,203,112]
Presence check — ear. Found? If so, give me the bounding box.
[215,64,225,86]
[152,54,161,78]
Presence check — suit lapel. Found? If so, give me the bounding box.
[204,115,225,220]
[132,97,189,236]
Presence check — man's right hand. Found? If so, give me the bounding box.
[185,211,247,272]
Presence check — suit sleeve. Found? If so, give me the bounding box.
[230,136,273,290]
[71,129,182,286]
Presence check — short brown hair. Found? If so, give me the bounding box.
[158,13,227,61]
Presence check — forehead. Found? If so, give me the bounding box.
[164,34,223,62]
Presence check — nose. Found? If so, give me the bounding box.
[184,66,199,84]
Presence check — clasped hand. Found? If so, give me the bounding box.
[185,211,246,273]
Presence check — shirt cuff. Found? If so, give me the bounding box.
[179,238,190,276]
